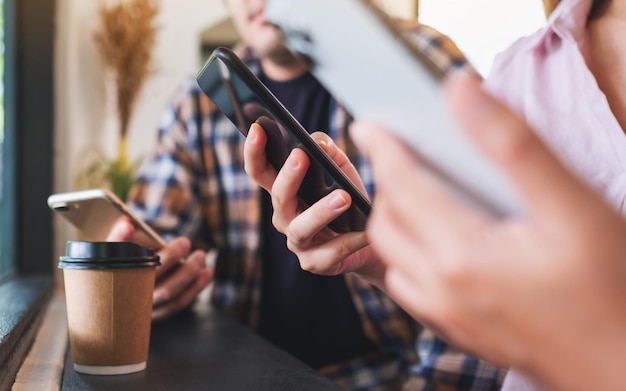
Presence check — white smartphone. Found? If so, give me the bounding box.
[266,0,524,217]
[48,188,166,250]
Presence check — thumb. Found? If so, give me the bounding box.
[106,217,135,241]
[443,75,593,219]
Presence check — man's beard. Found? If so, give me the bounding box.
[263,43,301,67]
[245,3,299,66]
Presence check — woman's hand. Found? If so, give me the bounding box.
[107,220,214,321]
[351,75,626,391]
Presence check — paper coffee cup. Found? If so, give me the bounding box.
[59,241,160,375]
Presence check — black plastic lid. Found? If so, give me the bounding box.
[58,241,161,270]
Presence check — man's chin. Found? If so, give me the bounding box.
[266,46,300,66]
[254,40,298,66]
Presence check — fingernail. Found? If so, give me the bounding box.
[248,124,257,142]
[328,192,348,210]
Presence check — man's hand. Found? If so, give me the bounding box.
[107,220,214,321]
[243,123,385,286]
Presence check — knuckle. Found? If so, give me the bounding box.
[298,258,318,274]
[438,255,467,284]
[337,239,354,259]
[285,238,304,258]
[296,254,338,276]
[271,214,287,234]
[299,260,313,273]
[499,123,540,165]
[285,224,307,245]
[269,187,287,209]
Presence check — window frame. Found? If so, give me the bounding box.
[0,0,13,281]
[0,0,56,387]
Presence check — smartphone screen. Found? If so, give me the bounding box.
[196,47,371,233]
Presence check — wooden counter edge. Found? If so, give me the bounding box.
[12,290,68,391]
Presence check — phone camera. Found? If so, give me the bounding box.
[53,203,70,212]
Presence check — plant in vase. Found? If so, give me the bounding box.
[91,0,160,201]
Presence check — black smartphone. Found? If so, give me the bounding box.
[196,47,371,233]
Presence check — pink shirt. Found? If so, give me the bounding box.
[484,0,626,389]
[485,0,626,215]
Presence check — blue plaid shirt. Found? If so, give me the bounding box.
[128,21,506,391]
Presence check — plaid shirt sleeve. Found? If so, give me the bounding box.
[398,22,509,391]
[127,77,208,246]
[407,329,508,391]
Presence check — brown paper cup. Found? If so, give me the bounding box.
[59,241,160,375]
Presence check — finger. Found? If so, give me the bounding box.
[153,250,205,306]
[311,131,367,192]
[386,267,457,352]
[290,231,370,275]
[244,123,278,192]
[152,268,214,322]
[270,148,310,231]
[286,189,351,247]
[155,237,191,279]
[367,198,433,284]
[105,217,135,241]
[105,217,161,250]
[444,76,597,220]
[384,267,433,325]
[131,230,165,251]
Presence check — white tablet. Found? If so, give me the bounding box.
[266,0,524,217]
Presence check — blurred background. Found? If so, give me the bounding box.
[0,0,547,280]
[55,0,545,200]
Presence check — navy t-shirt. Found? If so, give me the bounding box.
[257,70,375,369]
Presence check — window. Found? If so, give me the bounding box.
[419,0,546,76]
[0,0,55,279]
[0,0,56,386]
[0,0,8,280]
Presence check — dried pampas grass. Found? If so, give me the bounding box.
[89,0,160,200]
[94,0,160,140]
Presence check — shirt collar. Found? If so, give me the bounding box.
[516,0,594,54]
[548,0,594,43]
